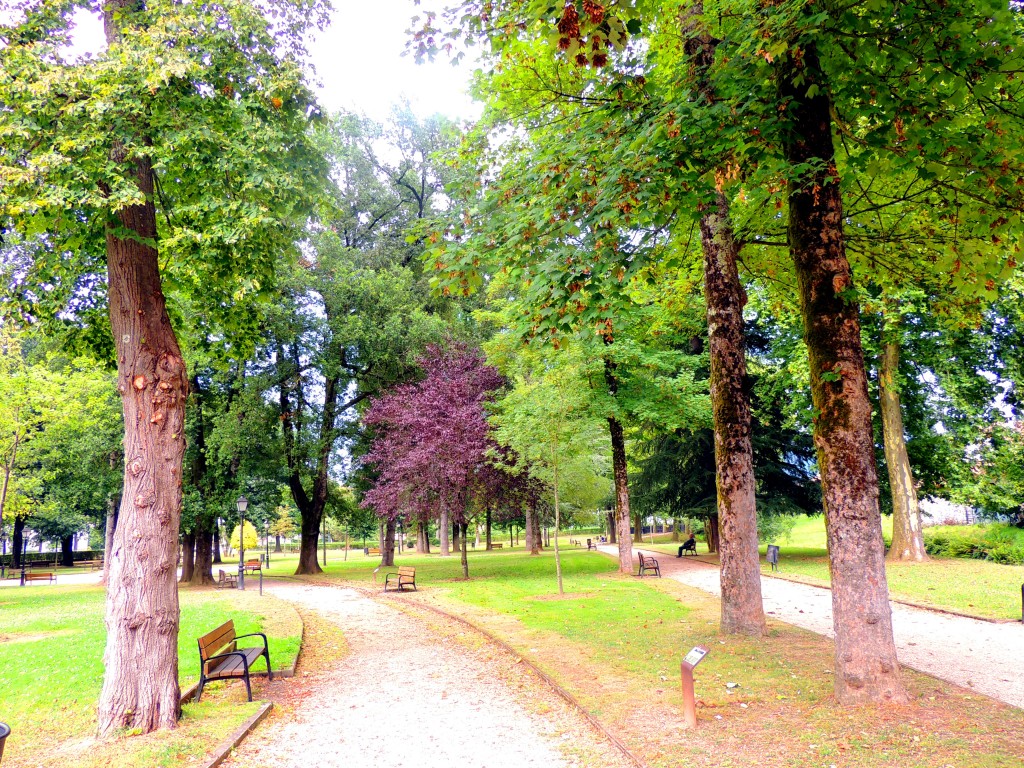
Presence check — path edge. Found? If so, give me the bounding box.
[196,701,274,768]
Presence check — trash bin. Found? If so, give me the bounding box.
[0,721,10,762]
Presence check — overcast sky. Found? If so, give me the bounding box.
[66,0,478,122]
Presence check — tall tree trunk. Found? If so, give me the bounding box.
[190,521,214,585]
[781,42,907,705]
[460,522,469,579]
[382,517,397,567]
[485,508,492,550]
[697,193,766,635]
[296,503,323,574]
[439,507,450,555]
[97,5,187,732]
[179,531,195,583]
[60,535,74,567]
[416,520,428,553]
[212,521,222,563]
[102,491,120,585]
[603,357,633,573]
[706,513,720,554]
[12,516,24,568]
[607,511,616,543]
[96,144,186,740]
[525,503,537,554]
[633,511,643,543]
[274,533,282,553]
[880,335,928,562]
[552,455,564,595]
[671,518,680,542]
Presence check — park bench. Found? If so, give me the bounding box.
[383,566,417,592]
[215,569,237,589]
[243,559,261,574]
[365,547,380,556]
[27,561,53,569]
[637,552,661,578]
[196,620,272,702]
[77,559,104,569]
[680,539,697,556]
[23,572,56,584]
[587,538,597,550]
[490,543,503,549]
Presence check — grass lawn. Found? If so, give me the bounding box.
[277,547,1024,767]
[0,583,301,768]
[642,515,1024,620]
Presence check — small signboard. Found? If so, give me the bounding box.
[682,645,709,670]
[767,544,780,571]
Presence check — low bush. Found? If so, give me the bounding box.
[924,523,1024,565]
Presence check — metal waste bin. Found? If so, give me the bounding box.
[0,721,10,762]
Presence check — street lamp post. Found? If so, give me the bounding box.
[236,495,248,591]
[265,520,270,568]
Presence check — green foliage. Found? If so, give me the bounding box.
[0,0,331,349]
[923,524,1024,566]
[229,520,259,551]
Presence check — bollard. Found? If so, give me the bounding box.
[0,721,10,762]
[680,646,709,729]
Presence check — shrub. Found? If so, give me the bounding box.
[923,524,1024,565]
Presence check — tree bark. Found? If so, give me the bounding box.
[179,531,195,583]
[382,517,397,567]
[102,490,120,585]
[698,193,766,635]
[190,520,214,585]
[781,42,907,704]
[525,503,537,554]
[705,513,720,554]
[605,363,633,573]
[460,522,469,579]
[12,516,24,568]
[633,510,644,543]
[60,535,74,567]
[552,453,564,595]
[416,520,428,553]
[607,511,616,543]
[880,335,928,562]
[485,508,492,550]
[274,533,282,553]
[439,506,450,555]
[212,520,222,563]
[96,128,187,740]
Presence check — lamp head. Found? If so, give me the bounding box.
[236,495,249,514]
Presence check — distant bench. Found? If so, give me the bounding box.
[637,552,661,578]
[196,619,272,702]
[490,543,503,549]
[243,559,262,574]
[77,559,104,569]
[24,572,55,584]
[365,547,380,556]
[383,566,416,592]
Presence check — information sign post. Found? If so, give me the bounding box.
[680,645,709,728]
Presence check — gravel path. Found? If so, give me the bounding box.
[604,545,1024,709]
[220,582,634,768]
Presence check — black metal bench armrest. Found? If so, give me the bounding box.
[234,631,270,651]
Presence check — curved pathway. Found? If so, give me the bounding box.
[220,582,633,768]
[602,545,1024,709]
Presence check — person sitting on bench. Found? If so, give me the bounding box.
[677,534,697,557]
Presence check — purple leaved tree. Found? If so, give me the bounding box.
[361,343,503,573]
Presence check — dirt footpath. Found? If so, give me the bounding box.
[219,582,635,768]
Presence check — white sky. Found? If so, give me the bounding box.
[67,0,479,122]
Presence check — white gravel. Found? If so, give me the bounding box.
[616,546,1024,709]
[219,582,633,768]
